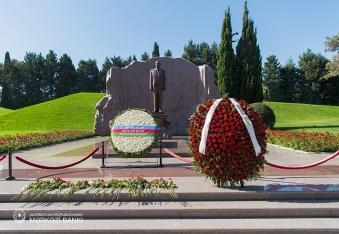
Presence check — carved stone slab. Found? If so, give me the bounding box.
[94,57,220,136]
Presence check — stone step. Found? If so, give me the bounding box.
[1,218,339,233]
[1,200,339,220]
[2,190,339,203]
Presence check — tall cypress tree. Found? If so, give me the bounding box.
[217,6,237,97]
[236,1,263,103]
[152,42,160,57]
[1,52,11,108]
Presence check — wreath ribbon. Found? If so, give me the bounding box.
[228,98,261,156]
[199,98,222,154]
[199,98,261,156]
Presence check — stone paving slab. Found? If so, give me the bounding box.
[1,218,339,233]
[2,200,339,219]
[1,137,339,184]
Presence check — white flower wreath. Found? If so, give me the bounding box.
[109,108,159,158]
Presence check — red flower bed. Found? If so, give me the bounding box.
[266,129,339,152]
[188,97,267,186]
[0,130,94,154]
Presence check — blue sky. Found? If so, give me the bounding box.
[1,0,338,69]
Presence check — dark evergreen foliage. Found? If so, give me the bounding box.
[152,42,160,58]
[217,7,237,97]
[1,52,11,108]
[55,54,76,98]
[164,49,172,57]
[262,55,281,101]
[76,59,100,92]
[140,52,150,61]
[235,1,263,103]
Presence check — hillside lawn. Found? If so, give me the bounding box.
[265,102,339,134]
[0,93,105,136]
[0,107,12,115]
[0,93,338,136]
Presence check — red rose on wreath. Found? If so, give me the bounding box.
[188,96,267,187]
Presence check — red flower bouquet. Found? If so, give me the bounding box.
[188,96,267,187]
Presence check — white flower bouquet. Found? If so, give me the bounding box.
[109,108,159,158]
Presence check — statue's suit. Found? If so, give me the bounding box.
[150,68,166,111]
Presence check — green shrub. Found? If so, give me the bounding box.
[250,102,276,129]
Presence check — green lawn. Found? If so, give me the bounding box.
[265,102,339,134]
[0,94,338,136]
[0,92,105,136]
[0,107,13,115]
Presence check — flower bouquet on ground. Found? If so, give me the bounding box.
[13,175,177,200]
[109,108,159,158]
[188,96,267,187]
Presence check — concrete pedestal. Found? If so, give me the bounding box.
[152,112,172,139]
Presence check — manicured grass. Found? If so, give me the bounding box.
[1,94,338,136]
[265,102,339,134]
[0,107,13,115]
[0,93,105,136]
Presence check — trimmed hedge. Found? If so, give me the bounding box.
[250,102,276,129]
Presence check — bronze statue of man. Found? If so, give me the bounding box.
[150,61,166,112]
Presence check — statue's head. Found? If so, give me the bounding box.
[155,61,161,68]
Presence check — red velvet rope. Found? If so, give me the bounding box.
[164,148,339,170]
[164,148,193,163]
[15,147,99,169]
[266,150,339,169]
[0,155,6,162]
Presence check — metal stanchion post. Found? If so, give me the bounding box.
[100,141,105,168]
[6,147,15,180]
[159,140,164,167]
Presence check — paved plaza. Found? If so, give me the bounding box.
[1,136,339,183]
[1,137,339,233]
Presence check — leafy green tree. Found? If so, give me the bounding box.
[99,57,113,93]
[164,49,172,57]
[324,33,339,79]
[132,55,137,61]
[140,52,150,61]
[22,52,43,106]
[124,56,132,66]
[182,40,199,64]
[319,76,339,105]
[6,59,25,109]
[152,42,160,57]
[262,55,281,101]
[235,1,263,103]
[298,49,329,104]
[279,58,303,103]
[0,63,3,84]
[0,52,11,108]
[217,7,237,97]
[55,54,76,98]
[43,50,58,101]
[111,56,125,68]
[76,59,100,92]
[182,40,218,68]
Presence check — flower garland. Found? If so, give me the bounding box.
[109,108,159,158]
[13,175,177,200]
[188,96,267,187]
